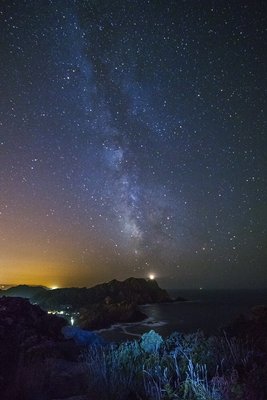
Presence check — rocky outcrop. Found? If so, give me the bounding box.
[101,277,172,304]
[78,301,147,330]
[0,295,66,344]
[0,296,90,400]
[224,305,267,352]
[33,277,172,310]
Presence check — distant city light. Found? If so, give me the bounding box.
[70,317,74,326]
[148,274,155,280]
[51,286,58,290]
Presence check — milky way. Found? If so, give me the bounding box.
[0,1,266,288]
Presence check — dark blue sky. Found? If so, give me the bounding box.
[0,0,266,288]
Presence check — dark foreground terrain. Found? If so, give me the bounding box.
[0,295,267,400]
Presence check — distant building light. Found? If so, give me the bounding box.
[70,317,74,326]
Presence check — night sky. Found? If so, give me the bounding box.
[1,0,266,289]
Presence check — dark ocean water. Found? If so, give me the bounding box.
[98,289,267,342]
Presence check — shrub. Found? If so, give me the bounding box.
[141,330,164,353]
[83,329,267,400]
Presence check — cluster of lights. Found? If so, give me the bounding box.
[47,309,76,326]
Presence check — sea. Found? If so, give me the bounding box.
[97,289,267,342]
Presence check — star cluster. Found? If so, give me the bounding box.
[0,0,266,288]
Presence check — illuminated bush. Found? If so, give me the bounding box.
[140,330,164,353]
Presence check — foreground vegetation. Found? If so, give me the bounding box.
[84,330,267,400]
[1,296,266,399]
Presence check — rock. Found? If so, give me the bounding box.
[224,304,267,352]
[78,301,147,330]
[0,297,68,399]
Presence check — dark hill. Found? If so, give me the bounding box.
[32,277,172,310]
[0,296,68,399]
[2,284,48,299]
